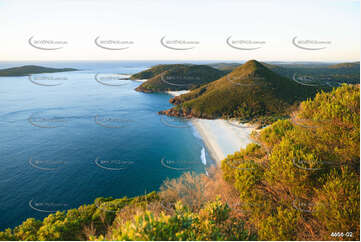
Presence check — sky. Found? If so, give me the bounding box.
[0,0,359,62]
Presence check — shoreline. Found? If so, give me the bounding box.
[191,119,225,163]
[165,89,255,166]
[191,119,255,166]
[131,79,147,82]
[166,90,190,96]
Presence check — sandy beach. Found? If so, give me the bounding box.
[167,90,190,96]
[132,79,147,82]
[192,119,255,166]
[166,90,255,165]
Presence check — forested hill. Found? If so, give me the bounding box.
[131,64,225,93]
[159,60,325,124]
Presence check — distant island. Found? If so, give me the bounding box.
[131,64,225,93]
[0,65,78,76]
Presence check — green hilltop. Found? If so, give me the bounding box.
[159,60,325,124]
[209,61,360,86]
[131,64,225,93]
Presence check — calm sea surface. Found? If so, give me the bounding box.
[0,61,214,229]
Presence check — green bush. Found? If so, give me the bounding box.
[94,200,255,241]
[222,84,360,240]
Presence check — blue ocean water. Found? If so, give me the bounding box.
[0,61,214,230]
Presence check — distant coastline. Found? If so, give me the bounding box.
[0,65,78,76]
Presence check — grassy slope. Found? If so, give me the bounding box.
[130,64,184,80]
[132,64,225,92]
[162,60,324,120]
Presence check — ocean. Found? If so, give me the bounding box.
[0,61,214,230]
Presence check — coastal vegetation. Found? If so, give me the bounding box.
[1,84,358,241]
[159,60,326,126]
[221,84,360,240]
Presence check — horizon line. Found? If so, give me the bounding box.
[0,59,359,63]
